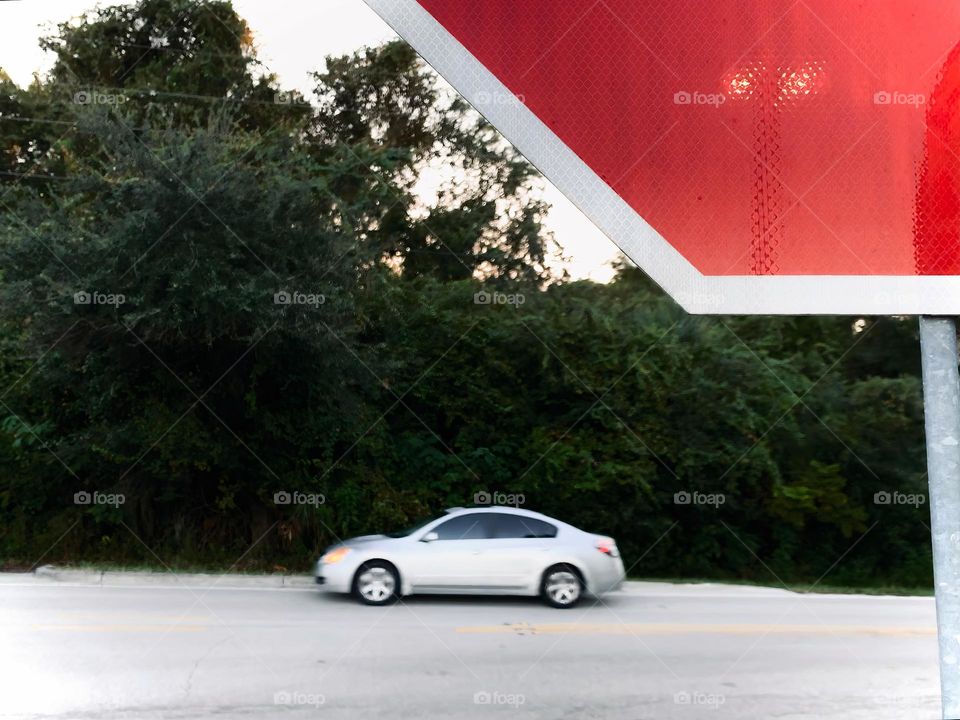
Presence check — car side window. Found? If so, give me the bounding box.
[431,513,489,540]
[488,514,558,539]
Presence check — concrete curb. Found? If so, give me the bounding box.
[31,565,315,589]
[11,569,932,600]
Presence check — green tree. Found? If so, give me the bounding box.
[311,41,559,284]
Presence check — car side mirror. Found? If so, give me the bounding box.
[420,531,439,543]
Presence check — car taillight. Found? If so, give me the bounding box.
[596,537,620,558]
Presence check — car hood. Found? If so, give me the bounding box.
[343,534,390,546]
[321,534,393,558]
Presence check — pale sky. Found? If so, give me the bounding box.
[0,0,620,281]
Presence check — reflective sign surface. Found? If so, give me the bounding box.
[368,0,960,312]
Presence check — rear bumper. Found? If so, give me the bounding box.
[587,556,626,595]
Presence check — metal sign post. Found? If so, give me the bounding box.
[920,316,960,719]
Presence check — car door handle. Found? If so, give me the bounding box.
[471,551,482,555]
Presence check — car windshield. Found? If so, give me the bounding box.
[384,516,436,538]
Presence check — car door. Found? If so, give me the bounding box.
[406,512,492,592]
[480,514,559,591]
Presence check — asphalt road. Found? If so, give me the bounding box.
[0,574,941,719]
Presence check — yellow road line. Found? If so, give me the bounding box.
[455,623,936,637]
[31,624,207,633]
[55,614,211,622]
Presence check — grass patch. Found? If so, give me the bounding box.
[4,559,303,575]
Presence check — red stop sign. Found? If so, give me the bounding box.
[367,0,960,314]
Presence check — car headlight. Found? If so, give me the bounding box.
[321,547,351,564]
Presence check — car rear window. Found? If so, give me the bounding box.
[487,514,557,539]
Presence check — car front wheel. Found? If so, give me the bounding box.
[352,561,399,606]
[541,565,583,608]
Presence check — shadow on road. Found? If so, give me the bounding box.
[314,590,630,610]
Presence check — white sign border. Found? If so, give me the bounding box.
[365,0,960,315]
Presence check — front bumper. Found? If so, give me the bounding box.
[314,558,354,593]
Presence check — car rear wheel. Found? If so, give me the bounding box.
[541,564,583,608]
[353,561,399,606]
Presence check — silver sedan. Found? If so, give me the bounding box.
[314,506,625,608]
